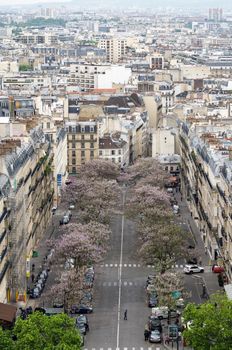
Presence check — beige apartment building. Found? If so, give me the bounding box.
[179,117,232,282]
[67,120,99,174]
[0,119,54,303]
[98,38,127,63]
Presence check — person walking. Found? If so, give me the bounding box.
[144,329,149,341]
[124,309,127,320]
[31,273,35,283]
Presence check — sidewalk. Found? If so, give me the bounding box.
[26,209,64,308]
[174,191,221,296]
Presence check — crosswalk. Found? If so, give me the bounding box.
[84,347,162,350]
[99,263,212,272]
[101,281,142,287]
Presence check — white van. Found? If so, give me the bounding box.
[152,307,180,319]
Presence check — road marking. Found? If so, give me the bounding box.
[110,264,113,267]
[133,264,136,267]
[114,282,117,286]
[116,189,126,349]
[124,281,128,286]
[105,264,108,267]
[115,264,118,267]
[124,264,127,267]
[129,264,131,267]
[129,282,133,286]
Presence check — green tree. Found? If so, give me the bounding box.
[183,293,232,350]
[19,64,32,72]
[12,312,82,350]
[0,328,15,350]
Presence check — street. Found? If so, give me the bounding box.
[85,189,165,350]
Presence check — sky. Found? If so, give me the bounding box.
[0,0,230,8]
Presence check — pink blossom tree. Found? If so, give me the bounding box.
[79,159,120,180]
[138,223,189,273]
[54,221,111,268]
[126,185,171,224]
[120,158,169,188]
[62,178,120,223]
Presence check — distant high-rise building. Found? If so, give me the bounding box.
[208,8,223,22]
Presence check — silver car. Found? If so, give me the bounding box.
[149,330,162,343]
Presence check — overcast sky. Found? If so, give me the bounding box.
[0,0,230,7]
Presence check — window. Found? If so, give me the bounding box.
[111,150,115,155]
[90,143,94,148]
[90,126,94,133]
[118,150,121,155]
[81,126,85,133]
[99,150,103,156]
[72,158,76,165]
[81,135,85,140]
[81,142,85,148]
[90,150,94,157]
[90,135,94,140]
[81,150,85,157]
[72,142,75,149]
[165,166,168,171]
[118,157,121,163]
[72,167,76,174]
[46,122,50,129]
[112,158,115,163]
[170,166,173,171]
[72,151,76,157]
[72,135,75,140]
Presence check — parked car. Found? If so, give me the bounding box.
[149,330,162,343]
[212,265,224,273]
[81,292,93,304]
[69,204,75,210]
[148,316,162,332]
[183,264,204,274]
[76,315,89,335]
[148,294,158,308]
[151,307,180,320]
[70,305,93,314]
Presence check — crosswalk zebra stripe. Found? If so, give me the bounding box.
[124,281,128,286]
[114,282,117,286]
[124,264,127,267]
[129,264,132,267]
[129,282,133,286]
[115,264,118,267]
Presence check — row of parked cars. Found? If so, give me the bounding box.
[29,269,49,299]
[145,274,182,344]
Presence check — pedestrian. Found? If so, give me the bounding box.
[31,273,35,283]
[144,329,149,341]
[164,335,170,345]
[32,263,35,272]
[124,309,127,320]
[199,257,202,266]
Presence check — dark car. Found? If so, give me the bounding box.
[76,314,89,335]
[148,316,162,333]
[70,305,93,314]
[148,295,158,308]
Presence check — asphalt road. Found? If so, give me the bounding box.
[85,189,165,350]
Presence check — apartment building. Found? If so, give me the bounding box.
[67,121,99,174]
[98,38,127,63]
[0,120,54,303]
[178,118,232,282]
[99,134,129,167]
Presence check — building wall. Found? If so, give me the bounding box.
[152,129,175,156]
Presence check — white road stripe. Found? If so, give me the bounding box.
[110,264,113,267]
[124,264,127,267]
[147,265,151,268]
[138,264,141,267]
[105,264,108,267]
[124,281,127,286]
[129,282,133,286]
[100,348,104,350]
[124,347,128,350]
[152,265,154,268]
[114,282,117,286]
[115,264,118,267]
[175,264,178,268]
[129,264,132,267]
[133,264,136,267]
